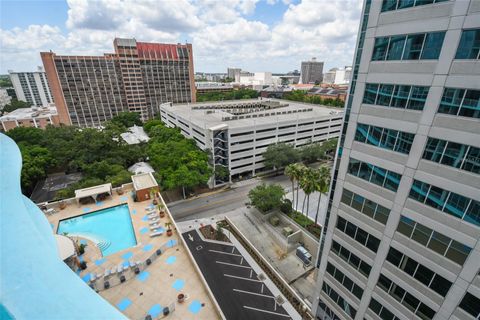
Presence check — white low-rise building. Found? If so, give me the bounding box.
[160,99,343,186]
[0,105,59,131]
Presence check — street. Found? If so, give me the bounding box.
[169,174,328,227]
[168,175,291,221]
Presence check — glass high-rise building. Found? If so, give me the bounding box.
[41,38,196,127]
[313,1,480,319]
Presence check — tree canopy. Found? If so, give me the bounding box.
[283,90,344,108]
[196,88,259,102]
[1,99,31,114]
[248,183,285,213]
[145,121,212,197]
[6,113,148,196]
[263,143,299,171]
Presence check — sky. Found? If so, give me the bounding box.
[0,0,362,74]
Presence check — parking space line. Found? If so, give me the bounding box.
[243,306,291,318]
[208,249,242,257]
[233,288,273,299]
[231,247,235,253]
[216,261,251,269]
[224,274,261,282]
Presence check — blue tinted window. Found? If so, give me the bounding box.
[355,123,414,154]
[455,29,480,59]
[381,0,448,12]
[423,137,480,174]
[372,32,445,61]
[404,34,425,60]
[363,83,428,111]
[409,179,480,227]
[421,32,446,59]
[348,158,401,191]
[373,37,389,61]
[387,35,406,60]
[363,83,378,104]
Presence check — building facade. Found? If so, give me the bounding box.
[9,67,53,107]
[159,99,342,186]
[314,1,480,320]
[41,38,195,127]
[301,58,324,84]
[323,67,353,85]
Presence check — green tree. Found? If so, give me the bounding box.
[148,138,211,197]
[299,167,316,222]
[248,183,285,213]
[320,138,338,157]
[263,143,299,173]
[214,165,229,182]
[0,76,12,88]
[300,142,325,163]
[19,144,55,192]
[6,126,45,145]
[143,119,164,134]
[109,112,142,128]
[284,164,296,211]
[1,99,31,114]
[313,166,331,225]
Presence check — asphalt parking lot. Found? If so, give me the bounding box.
[182,230,292,320]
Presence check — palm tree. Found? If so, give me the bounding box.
[284,164,296,210]
[293,163,306,211]
[313,166,331,225]
[299,167,316,222]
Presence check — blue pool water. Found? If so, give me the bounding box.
[57,204,136,256]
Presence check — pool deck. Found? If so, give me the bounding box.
[46,186,221,320]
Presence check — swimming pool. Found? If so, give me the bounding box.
[57,204,136,257]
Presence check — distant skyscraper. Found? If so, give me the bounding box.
[41,38,195,127]
[9,67,53,107]
[227,68,241,82]
[301,58,324,84]
[313,1,480,320]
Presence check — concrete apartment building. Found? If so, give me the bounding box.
[41,38,195,127]
[159,99,343,186]
[301,58,324,84]
[9,67,53,107]
[313,1,480,320]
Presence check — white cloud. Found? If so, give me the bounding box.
[0,0,361,74]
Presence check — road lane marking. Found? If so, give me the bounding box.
[243,306,291,318]
[224,274,261,282]
[234,289,273,298]
[215,261,251,269]
[208,249,242,257]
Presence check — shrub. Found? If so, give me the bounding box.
[280,199,293,214]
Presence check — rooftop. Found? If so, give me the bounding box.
[0,105,57,121]
[120,125,150,145]
[132,173,158,191]
[162,99,343,130]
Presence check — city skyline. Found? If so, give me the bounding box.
[0,0,362,74]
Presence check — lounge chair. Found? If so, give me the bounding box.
[150,223,160,229]
[129,261,137,268]
[147,212,158,218]
[117,265,123,273]
[149,218,159,224]
[103,269,111,278]
[150,231,163,237]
